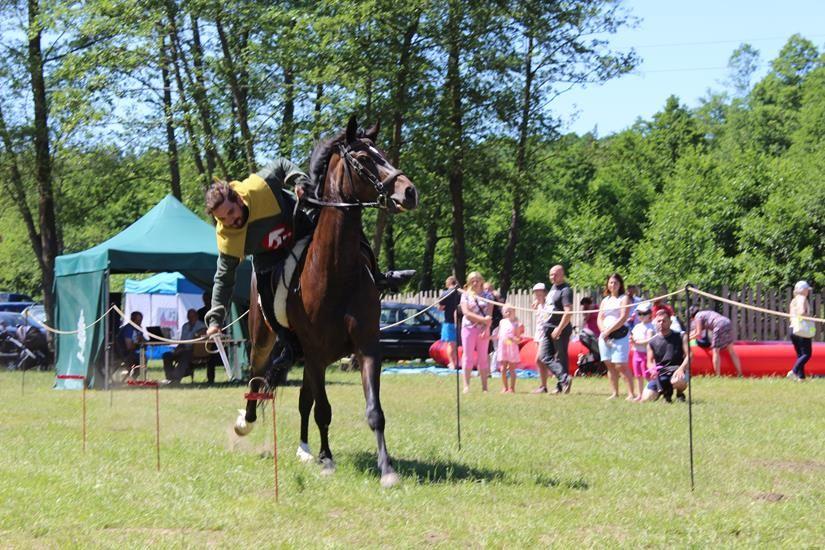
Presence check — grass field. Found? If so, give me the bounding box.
[0,367,823,548]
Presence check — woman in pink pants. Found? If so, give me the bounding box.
[460,271,493,393]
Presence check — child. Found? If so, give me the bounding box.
[629,302,655,401]
[497,305,523,393]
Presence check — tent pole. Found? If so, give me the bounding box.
[104,270,111,400]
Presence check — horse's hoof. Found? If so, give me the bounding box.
[234,409,254,437]
[296,442,314,463]
[380,472,401,488]
[320,458,336,476]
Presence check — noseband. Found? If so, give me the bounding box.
[304,143,404,210]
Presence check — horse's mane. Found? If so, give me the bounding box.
[308,127,365,196]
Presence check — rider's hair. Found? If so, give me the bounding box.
[205,179,240,215]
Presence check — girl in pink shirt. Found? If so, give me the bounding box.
[496,305,523,393]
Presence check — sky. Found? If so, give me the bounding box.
[554,0,825,136]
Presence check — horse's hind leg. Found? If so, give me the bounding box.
[296,367,314,462]
[358,350,399,487]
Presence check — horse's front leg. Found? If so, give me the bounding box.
[358,349,399,487]
[234,313,277,436]
[296,366,314,463]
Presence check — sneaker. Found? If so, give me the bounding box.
[676,392,686,402]
[550,386,562,394]
[563,377,572,394]
[376,270,416,292]
[531,386,547,394]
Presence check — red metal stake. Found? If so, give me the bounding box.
[155,383,161,472]
[273,392,279,502]
[245,387,278,502]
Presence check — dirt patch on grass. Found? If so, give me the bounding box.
[424,531,449,545]
[753,492,785,502]
[754,459,825,473]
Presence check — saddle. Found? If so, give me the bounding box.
[270,235,312,330]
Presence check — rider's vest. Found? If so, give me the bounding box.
[216,174,294,271]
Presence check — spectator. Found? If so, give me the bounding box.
[483,282,503,332]
[641,309,689,403]
[629,301,655,401]
[161,309,206,385]
[496,305,523,393]
[437,276,461,370]
[597,273,636,400]
[626,284,642,328]
[543,265,574,394]
[788,280,815,381]
[689,308,742,377]
[116,311,144,378]
[580,296,600,337]
[652,301,684,333]
[530,282,552,393]
[460,271,493,393]
[197,290,211,323]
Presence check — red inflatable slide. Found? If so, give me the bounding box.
[429,338,825,377]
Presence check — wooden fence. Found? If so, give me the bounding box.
[385,286,825,343]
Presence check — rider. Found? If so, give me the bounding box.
[204,158,414,374]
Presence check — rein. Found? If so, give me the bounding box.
[303,143,403,210]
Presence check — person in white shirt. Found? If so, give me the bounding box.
[162,309,206,384]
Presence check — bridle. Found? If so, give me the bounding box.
[303,142,404,210]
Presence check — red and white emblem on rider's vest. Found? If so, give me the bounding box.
[262,224,293,250]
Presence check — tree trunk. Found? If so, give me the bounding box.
[159,34,181,200]
[499,33,534,295]
[280,63,295,157]
[0,105,45,271]
[313,83,324,140]
[28,0,59,324]
[373,15,420,261]
[419,206,440,291]
[384,218,396,271]
[215,16,255,173]
[445,0,466,283]
[166,1,227,179]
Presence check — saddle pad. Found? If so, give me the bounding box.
[274,235,311,329]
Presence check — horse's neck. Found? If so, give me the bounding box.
[312,201,364,278]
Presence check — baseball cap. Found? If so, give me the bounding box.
[794,280,812,294]
[532,283,546,292]
[636,301,652,314]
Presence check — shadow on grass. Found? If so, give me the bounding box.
[350,451,506,484]
[350,451,590,490]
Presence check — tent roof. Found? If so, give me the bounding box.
[124,272,203,295]
[56,195,222,276]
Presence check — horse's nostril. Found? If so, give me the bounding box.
[404,186,417,203]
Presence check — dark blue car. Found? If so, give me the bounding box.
[380,302,443,360]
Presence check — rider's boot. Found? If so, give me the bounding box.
[266,326,302,387]
[375,270,416,292]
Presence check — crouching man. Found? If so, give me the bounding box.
[641,308,690,403]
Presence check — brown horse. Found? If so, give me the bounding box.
[235,116,418,487]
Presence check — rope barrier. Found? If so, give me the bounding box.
[36,306,117,335]
[688,287,825,324]
[111,305,249,345]
[379,288,458,331]
[457,288,685,315]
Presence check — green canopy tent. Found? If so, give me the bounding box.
[54,194,251,389]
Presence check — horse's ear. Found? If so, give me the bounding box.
[365,121,380,142]
[346,115,358,143]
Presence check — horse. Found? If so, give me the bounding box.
[234,116,418,487]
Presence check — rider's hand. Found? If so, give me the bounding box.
[206,325,221,337]
[294,184,305,200]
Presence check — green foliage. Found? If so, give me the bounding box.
[0,0,822,297]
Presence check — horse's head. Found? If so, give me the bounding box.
[334,116,418,212]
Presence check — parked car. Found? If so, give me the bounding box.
[0,301,37,313]
[380,302,443,360]
[0,292,33,302]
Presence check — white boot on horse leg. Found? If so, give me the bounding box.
[380,472,401,488]
[320,457,336,476]
[234,409,255,436]
[296,441,314,463]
